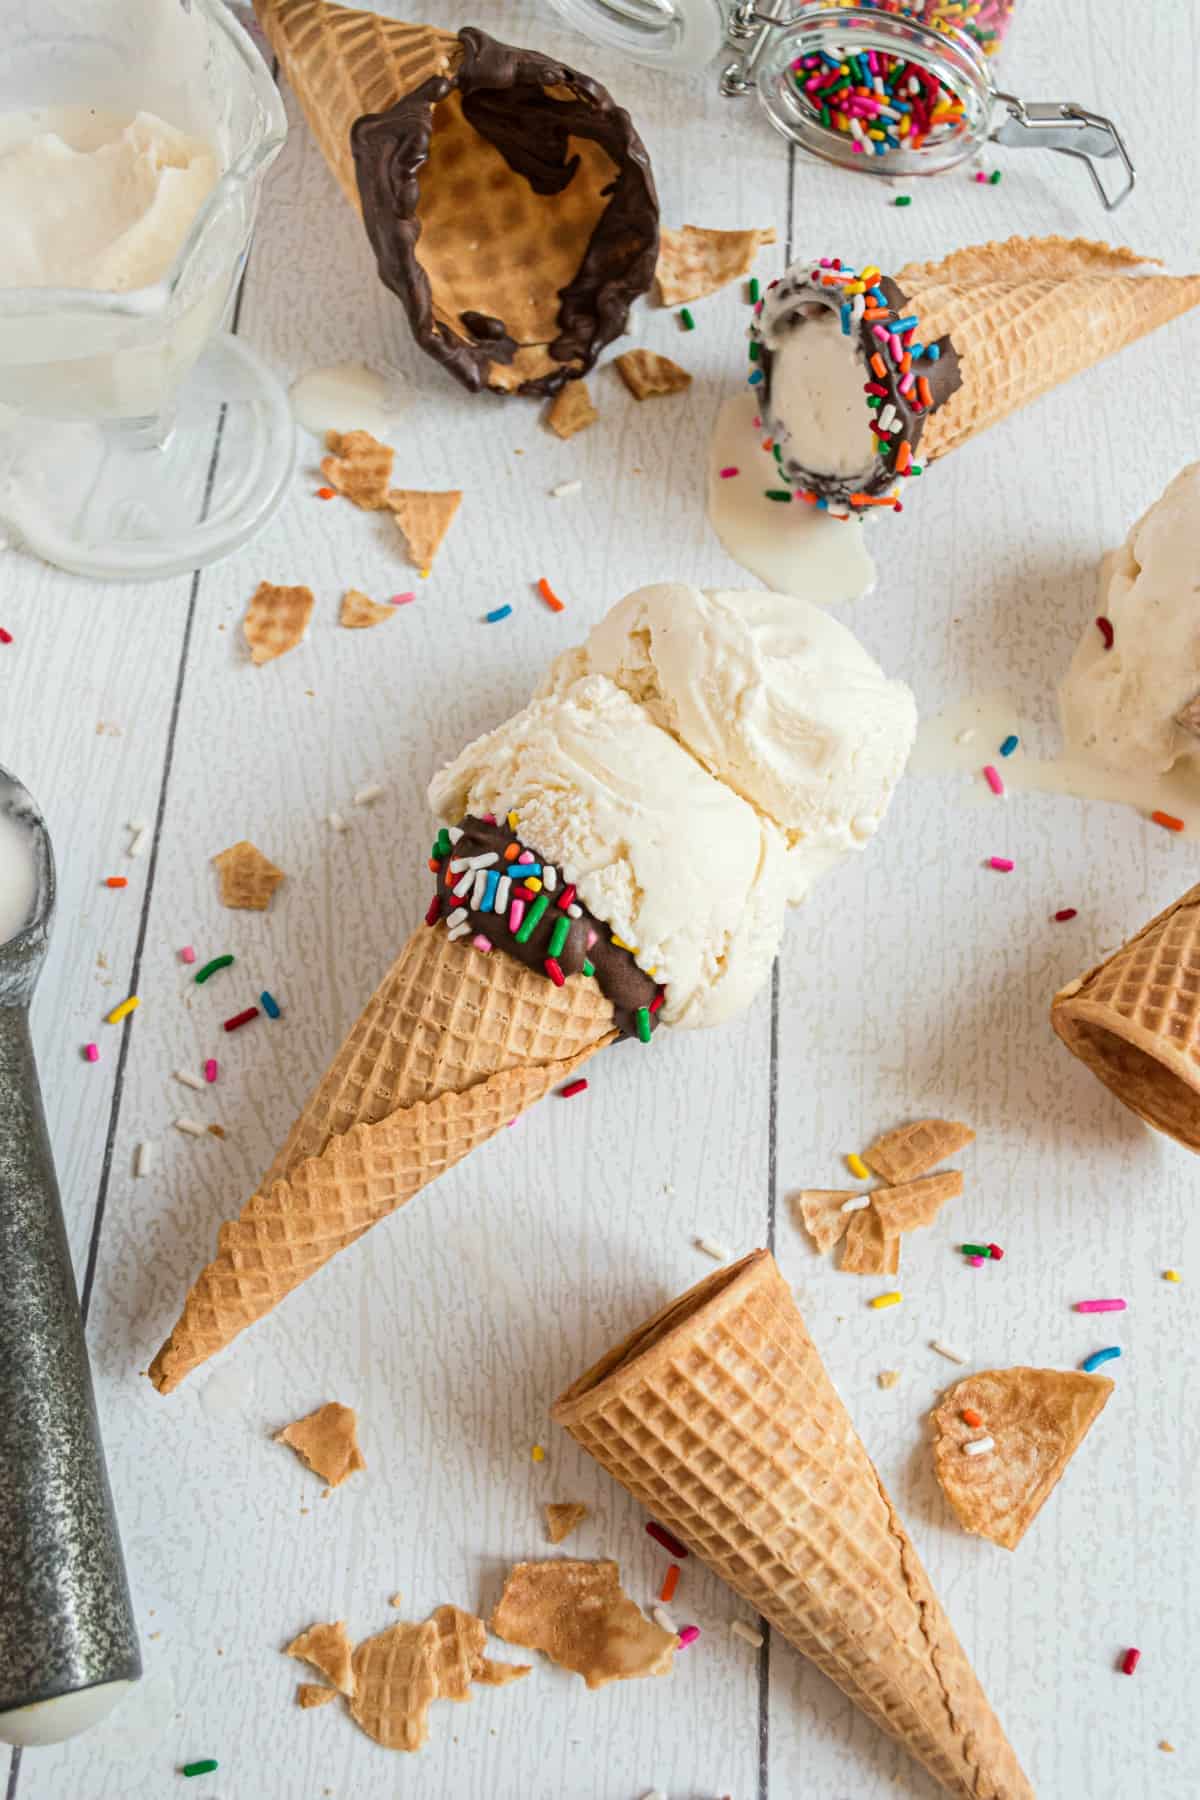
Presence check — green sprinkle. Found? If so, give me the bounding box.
[434,828,451,858]
[514,892,550,945]
[911,463,923,476]
[748,339,760,361]
[867,395,882,409]
[748,277,760,304]
[990,169,1002,184]
[548,914,570,959]
[894,195,912,207]
[581,959,595,977]
[194,955,234,985]
[635,1006,652,1044]
[773,444,783,462]
[765,489,792,502]
[182,1762,218,1779]
[679,307,695,331]
[961,1243,993,1258]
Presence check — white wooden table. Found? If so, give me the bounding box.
[4,2,1199,1795]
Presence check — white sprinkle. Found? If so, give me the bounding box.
[731,1620,764,1649]
[174,1116,206,1138]
[127,825,150,858]
[328,811,348,832]
[471,869,488,910]
[552,480,582,499]
[840,1195,871,1213]
[472,851,499,869]
[963,1436,995,1457]
[135,1141,155,1178]
[448,857,472,873]
[353,784,384,806]
[447,923,470,940]
[955,728,976,745]
[174,1069,206,1092]
[931,1339,969,1365]
[448,826,463,843]
[567,903,582,919]
[452,870,473,899]
[495,875,511,915]
[127,818,148,832]
[652,1606,677,1635]
[542,865,557,893]
[446,907,468,929]
[851,292,866,325]
[695,1235,730,1262]
[878,404,897,432]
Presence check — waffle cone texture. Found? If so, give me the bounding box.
[149,927,616,1392]
[1051,880,1200,1150]
[553,1251,1033,1799]
[898,237,1200,460]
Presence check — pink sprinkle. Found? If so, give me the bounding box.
[471,933,492,954]
[719,466,740,479]
[983,764,1005,796]
[204,1059,218,1084]
[390,591,416,606]
[517,850,535,864]
[751,411,762,425]
[968,1254,984,1267]
[481,813,496,824]
[677,1626,701,1650]
[872,324,890,343]
[508,900,526,933]
[1075,1297,1127,1313]
[84,1043,99,1063]
[975,170,987,182]
[989,857,1014,872]
[585,927,598,949]
[889,334,904,361]
[180,946,196,964]
[898,372,915,396]
[819,257,833,268]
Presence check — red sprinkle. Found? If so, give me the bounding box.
[0,628,11,645]
[537,577,565,613]
[961,1407,983,1428]
[316,486,335,500]
[1121,1647,1141,1676]
[646,1521,689,1560]
[223,1006,259,1033]
[719,466,740,479]
[1054,908,1078,922]
[543,956,565,987]
[659,1564,680,1603]
[988,1243,1005,1261]
[425,893,441,926]
[557,884,577,911]
[1152,810,1185,832]
[559,1078,589,1099]
[1095,615,1114,649]
[105,877,128,889]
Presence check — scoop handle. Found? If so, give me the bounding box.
[0,1003,140,1741]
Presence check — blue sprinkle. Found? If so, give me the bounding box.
[892,315,918,333]
[511,863,541,878]
[748,368,764,386]
[481,869,500,912]
[1081,1346,1122,1373]
[485,604,513,623]
[869,286,886,306]
[260,990,281,1019]
[840,301,851,336]
[927,343,941,362]
[816,497,828,510]
[908,341,924,358]
[999,734,1019,757]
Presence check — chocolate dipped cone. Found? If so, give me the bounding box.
[149,927,615,1393]
[553,1251,1033,1800]
[1051,879,1200,1150]
[899,236,1200,460]
[255,0,658,396]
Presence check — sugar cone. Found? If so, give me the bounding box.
[1051,880,1200,1150]
[553,1251,1034,1800]
[149,928,616,1392]
[898,236,1200,460]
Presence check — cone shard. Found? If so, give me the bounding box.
[898,236,1200,460]
[150,927,615,1392]
[553,1250,1034,1800]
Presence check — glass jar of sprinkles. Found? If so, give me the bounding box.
[545,0,1134,206]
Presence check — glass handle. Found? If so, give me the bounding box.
[991,94,1136,210]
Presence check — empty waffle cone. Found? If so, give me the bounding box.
[149,927,616,1392]
[553,1251,1033,1800]
[1051,880,1200,1150]
[898,236,1200,460]
[255,0,658,397]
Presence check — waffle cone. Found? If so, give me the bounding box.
[150,927,616,1393]
[553,1251,1033,1799]
[1051,880,1200,1150]
[254,0,658,397]
[898,236,1200,460]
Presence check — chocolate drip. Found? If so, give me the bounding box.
[351,29,659,398]
[432,817,661,1041]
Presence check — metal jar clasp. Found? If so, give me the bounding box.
[991,94,1135,210]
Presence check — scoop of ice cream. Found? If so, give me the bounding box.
[767,308,877,483]
[539,584,917,903]
[429,674,789,1029]
[1060,462,1200,775]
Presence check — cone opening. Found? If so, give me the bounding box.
[350,28,659,397]
[1059,1011,1200,1148]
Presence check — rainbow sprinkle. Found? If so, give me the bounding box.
[106,996,139,1025]
[982,764,1004,796]
[1081,1346,1121,1373]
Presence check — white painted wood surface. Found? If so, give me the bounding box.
[4,0,1198,1794]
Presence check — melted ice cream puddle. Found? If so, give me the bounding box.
[707,393,875,605]
[0,794,37,945]
[290,360,408,439]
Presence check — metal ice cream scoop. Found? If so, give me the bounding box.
[0,768,140,1747]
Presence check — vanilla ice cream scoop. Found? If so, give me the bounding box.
[1060,462,1200,776]
[432,584,914,1027]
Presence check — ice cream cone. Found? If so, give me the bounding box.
[553,1251,1033,1800]
[1051,880,1200,1150]
[254,0,658,397]
[149,927,616,1393]
[898,236,1200,460]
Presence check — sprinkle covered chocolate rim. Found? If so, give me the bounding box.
[427,814,663,1042]
[749,256,962,515]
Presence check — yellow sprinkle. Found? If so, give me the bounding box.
[846,1152,870,1181]
[507,811,519,831]
[523,877,542,893]
[106,996,140,1025]
[646,967,657,977]
[1160,1741,1176,1753]
[870,1292,902,1310]
[861,266,881,283]
[610,935,637,952]
[1164,1269,1182,1282]
[419,566,431,579]
[844,282,865,295]
[530,1445,545,1463]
